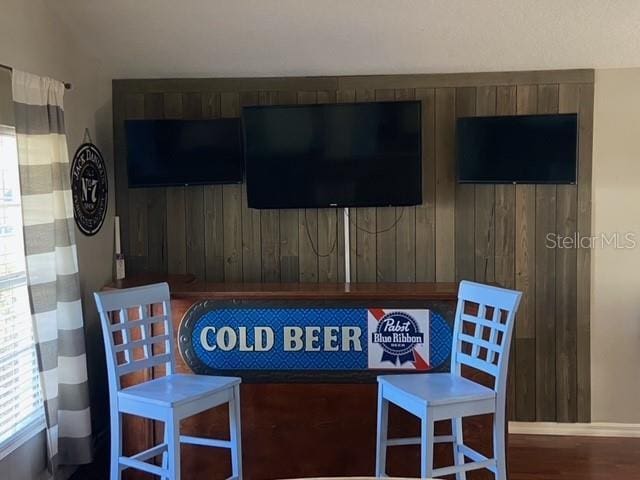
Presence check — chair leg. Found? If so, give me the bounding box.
[229,385,243,479]
[452,417,467,480]
[493,410,507,480]
[420,414,434,479]
[110,412,122,480]
[166,415,181,480]
[375,386,389,477]
[162,421,169,480]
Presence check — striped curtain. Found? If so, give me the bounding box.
[12,70,92,473]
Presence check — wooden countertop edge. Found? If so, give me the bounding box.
[105,275,459,301]
[169,289,458,301]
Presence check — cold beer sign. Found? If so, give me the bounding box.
[178,304,452,372]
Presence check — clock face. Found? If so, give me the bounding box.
[71,143,108,236]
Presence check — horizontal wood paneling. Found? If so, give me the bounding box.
[112,69,593,422]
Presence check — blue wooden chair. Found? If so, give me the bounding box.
[94,283,243,480]
[375,280,522,479]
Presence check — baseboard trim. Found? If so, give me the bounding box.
[509,421,640,438]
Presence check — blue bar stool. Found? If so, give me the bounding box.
[375,280,522,479]
[95,282,243,480]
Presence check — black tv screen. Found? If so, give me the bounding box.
[125,119,243,187]
[243,101,422,209]
[456,113,578,184]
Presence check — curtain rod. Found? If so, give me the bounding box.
[0,63,72,90]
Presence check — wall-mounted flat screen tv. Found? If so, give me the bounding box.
[243,101,422,209]
[456,113,578,184]
[125,119,243,187]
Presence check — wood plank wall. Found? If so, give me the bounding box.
[112,69,594,422]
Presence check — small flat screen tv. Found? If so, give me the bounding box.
[125,119,243,187]
[456,113,578,184]
[243,101,422,209]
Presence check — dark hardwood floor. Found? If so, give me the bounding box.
[72,434,640,480]
[509,435,640,480]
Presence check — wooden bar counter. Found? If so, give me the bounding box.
[107,275,496,480]
[109,274,459,301]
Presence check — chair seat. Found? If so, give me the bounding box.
[378,373,495,407]
[118,373,241,408]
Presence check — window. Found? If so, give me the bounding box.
[0,125,44,459]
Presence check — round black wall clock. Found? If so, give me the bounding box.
[70,142,108,236]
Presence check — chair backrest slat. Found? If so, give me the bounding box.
[118,308,131,364]
[109,313,167,332]
[451,280,522,400]
[117,353,174,376]
[487,305,502,364]
[456,352,499,377]
[458,333,502,354]
[97,283,173,312]
[113,334,171,354]
[460,314,507,332]
[469,303,487,359]
[94,283,175,393]
[138,305,151,360]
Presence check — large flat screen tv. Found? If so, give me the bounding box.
[456,113,578,184]
[125,119,243,187]
[243,101,422,209]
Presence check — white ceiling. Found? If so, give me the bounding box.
[51,0,640,79]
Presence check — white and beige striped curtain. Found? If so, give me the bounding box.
[12,70,92,473]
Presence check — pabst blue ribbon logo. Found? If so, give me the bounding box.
[372,311,424,365]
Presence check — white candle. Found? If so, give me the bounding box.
[115,216,121,255]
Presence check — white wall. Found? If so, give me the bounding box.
[51,1,640,79]
[0,0,113,476]
[591,68,640,423]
